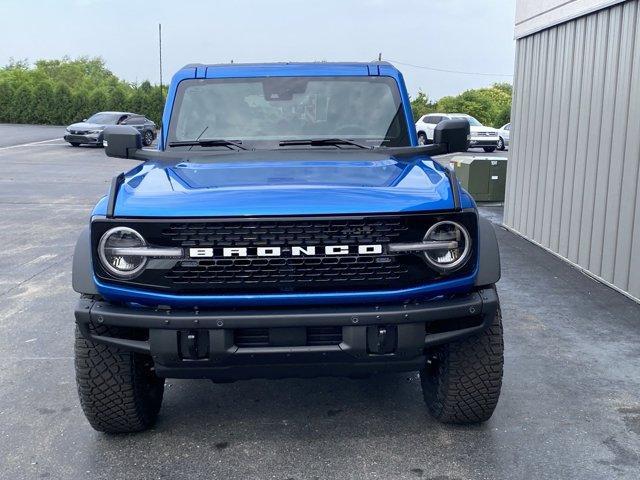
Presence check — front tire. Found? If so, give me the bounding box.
[70,142,81,147]
[420,305,503,424]
[417,132,428,145]
[75,325,165,433]
[483,146,497,153]
[497,137,505,151]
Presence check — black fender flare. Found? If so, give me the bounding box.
[72,227,98,295]
[475,216,501,287]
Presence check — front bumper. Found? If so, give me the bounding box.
[75,286,498,380]
[469,138,499,147]
[64,133,103,145]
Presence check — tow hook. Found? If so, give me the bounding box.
[367,325,397,355]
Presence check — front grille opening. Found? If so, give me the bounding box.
[164,255,410,291]
[91,213,477,295]
[234,326,342,348]
[306,326,343,346]
[234,328,269,348]
[425,316,483,335]
[90,323,149,341]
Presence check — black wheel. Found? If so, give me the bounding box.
[417,132,428,145]
[483,147,497,153]
[75,324,164,433]
[142,130,155,147]
[497,137,505,151]
[420,304,503,424]
[70,142,81,147]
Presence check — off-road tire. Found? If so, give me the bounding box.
[483,146,497,153]
[420,306,503,424]
[74,325,165,433]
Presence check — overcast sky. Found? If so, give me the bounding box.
[0,0,516,99]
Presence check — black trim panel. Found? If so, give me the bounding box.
[106,172,125,219]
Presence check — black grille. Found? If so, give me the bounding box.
[92,213,477,295]
[234,328,269,347]
[234,326,342,348]
[160,219,408,247]
[307,326,342,346]
[165,255,409,289]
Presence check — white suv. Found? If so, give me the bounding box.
[415,113,499,152]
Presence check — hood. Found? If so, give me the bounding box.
[470,125,497,134]
[68,122,105,131]
[99,150,463,217]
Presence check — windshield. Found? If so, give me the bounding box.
[86,113,123,125]
[168,76,410,148]
[453,115,482,127]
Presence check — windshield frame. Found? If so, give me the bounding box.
[166,75,411,150]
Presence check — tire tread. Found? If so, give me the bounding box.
[421,307,504,424]
[74,325,164,433]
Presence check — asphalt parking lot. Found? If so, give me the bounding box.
[0,124,638,480]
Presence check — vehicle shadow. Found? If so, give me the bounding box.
[139,372,488,441]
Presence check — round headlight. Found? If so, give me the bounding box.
[423,221,471,271]
[98,227,147,278]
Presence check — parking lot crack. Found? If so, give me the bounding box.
[0,254,72,298]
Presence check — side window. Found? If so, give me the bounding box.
[505,124,511,131]
[117,115,130,125]
[425,116,439,125]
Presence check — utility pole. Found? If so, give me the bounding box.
[159,23,164,103]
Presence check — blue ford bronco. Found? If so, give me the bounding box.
[72,62,503,433]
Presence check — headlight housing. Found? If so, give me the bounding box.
[422,221,471,271]
[98,227,147,278]
[88,129,102,134]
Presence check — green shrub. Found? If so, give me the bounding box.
[411,83,512,128]
[0,57,165,125]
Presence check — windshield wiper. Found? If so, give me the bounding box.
[168,139,248,150]
[278,138,370,149]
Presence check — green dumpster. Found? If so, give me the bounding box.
[451,156,507,202]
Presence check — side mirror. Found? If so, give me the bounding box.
[82,118,87,122]
[434,119,470,153]
[103,126,143,159]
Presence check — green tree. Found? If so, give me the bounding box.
[410,91,437,121]
[107,86,126,112]
[431,83,512,128]
[0,81,14,122]
[32,80,56,124]
[87,88,109,116]
[0,57,166,125]
[12,83,35,123]
[52,82,73,124]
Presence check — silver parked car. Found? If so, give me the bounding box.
[497,123,510,151]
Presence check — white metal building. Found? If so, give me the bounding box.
[506,0,640,302]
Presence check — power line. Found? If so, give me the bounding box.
[384,58,513,77]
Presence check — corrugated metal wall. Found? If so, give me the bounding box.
[504,0,640,301]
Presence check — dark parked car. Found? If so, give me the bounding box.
[64,112,157,147]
